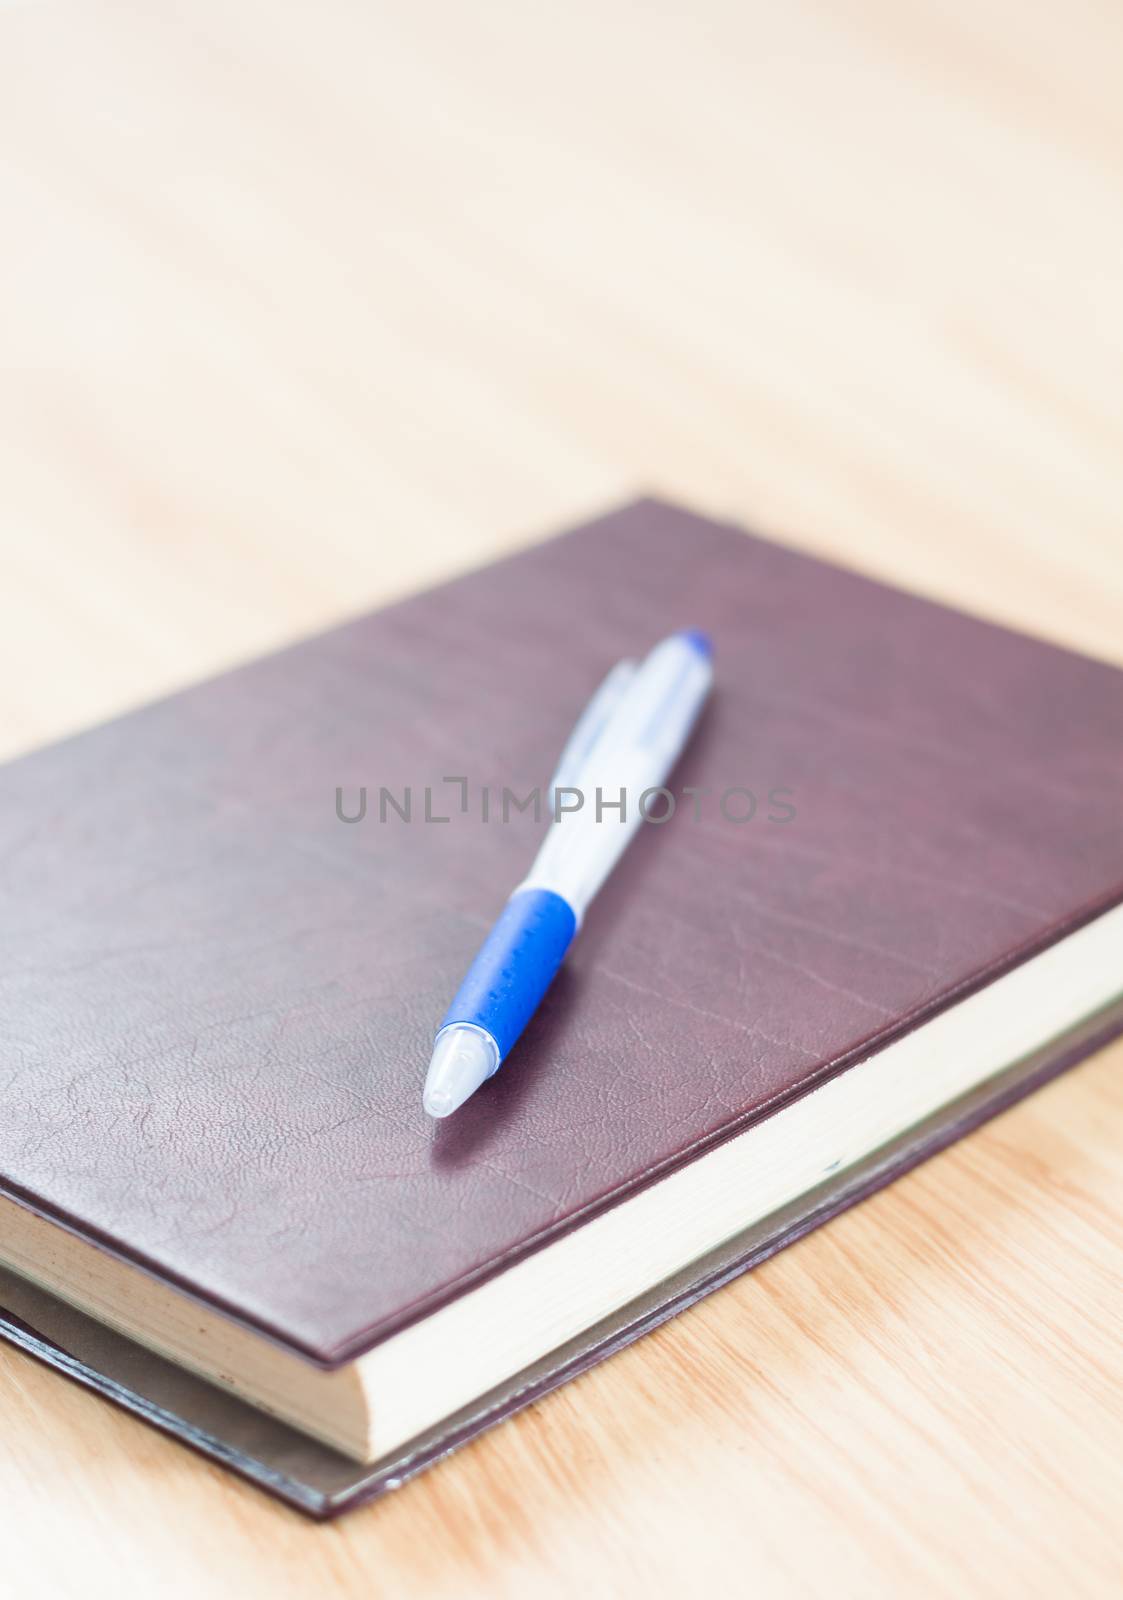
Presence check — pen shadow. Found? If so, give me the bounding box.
[427,964,587,1170]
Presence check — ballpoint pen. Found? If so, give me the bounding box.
[423,629,714,1117]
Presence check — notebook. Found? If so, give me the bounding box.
[1,498,1121,1517]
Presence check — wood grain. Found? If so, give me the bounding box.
[0,1,1120,1595]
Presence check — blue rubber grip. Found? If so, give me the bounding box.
[441,888,577,1062]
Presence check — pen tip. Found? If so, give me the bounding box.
[422,1081,458,1119]
[677,628,713,660]
[423,1025,500,1118]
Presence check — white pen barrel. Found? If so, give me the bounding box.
[520,632,713,923]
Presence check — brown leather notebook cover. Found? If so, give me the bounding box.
[2,498,1122,1512]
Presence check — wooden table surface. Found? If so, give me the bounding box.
[1,2,1121,1595]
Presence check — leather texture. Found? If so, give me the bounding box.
[3,998,1122,1517]
[1,498,1121,1366]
